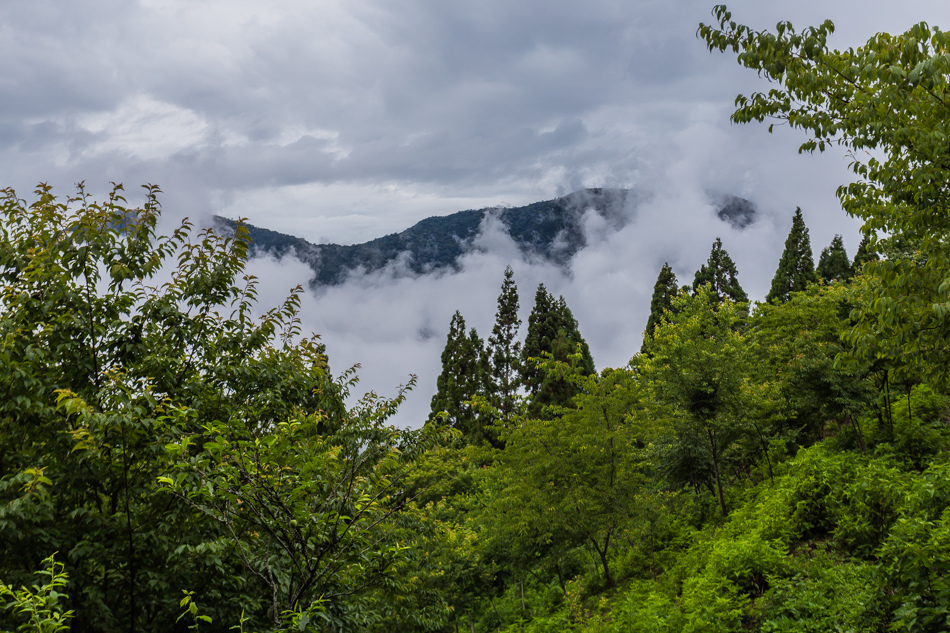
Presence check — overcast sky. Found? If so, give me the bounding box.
[5,0,948,425]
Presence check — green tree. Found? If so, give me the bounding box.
[521,285,595,415]
[428,311,490,442]
[692,238,748,304]
[487,266,522,435]
[641,263,679,354]
[491,364,651,589]
[852,235,876,273]
[699,6,950,386]
[752,280,876,448]
[816,234,854,283]
[642,288,754,516]
[767,208,819,303]
[0,183,439,632]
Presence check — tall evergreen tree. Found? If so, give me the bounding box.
[522,285,595,414]
[692,238,748,303]
[815,234,853,282]
[428,311,489,441]
[852,235,876,272]
[488,266,522,432]
[641,262,678,353]
[766,208,818,303]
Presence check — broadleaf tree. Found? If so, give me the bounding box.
[699,6,950,385]
[0,183,442,632]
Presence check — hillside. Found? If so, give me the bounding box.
[213,188,756,286]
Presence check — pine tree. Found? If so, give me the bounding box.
[692,238,748,303]
[487,266,522,433]
[766,208,818,303]
[641,262,678,353]
[815,234,853,282]
[428,311,488,440]
[852,235,876,272]
[522,286,595,414]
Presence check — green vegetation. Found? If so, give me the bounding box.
[4,7,950,633]
[641,262,678,353]
[766,207,818,303]
[692,237,748,303]
[816,234,853,283]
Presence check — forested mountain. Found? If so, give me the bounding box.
[213,188,756,286]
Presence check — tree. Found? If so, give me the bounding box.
[852,235,876,273]
[699,6,950,385]
[487,266,522,433]
[692,238,748,303]
[521,285,595,414]
[428,311,490,442]
[642,288,755,516]
[491,364,651,589]
[767,208,819,303]
[642,263,679,353]
[816,234,854,283]
[752,280,876,448]
[0,183,440,632]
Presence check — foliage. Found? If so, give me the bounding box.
[642,288,755,516]
[691,238,748,304]
[487,266,522,436]
[766,208,818,303]
[641,263,679,353]
[490,362,653,590]
[815,234,853,283]
[520,285,595,415]
[0,555,73,633]
[751,281,876,447]
[699,5,950,386]
[428,311,491,442]
[0,183,433,632]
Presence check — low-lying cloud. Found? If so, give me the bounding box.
[243,132,863,428]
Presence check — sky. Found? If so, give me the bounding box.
[4,0,949,425]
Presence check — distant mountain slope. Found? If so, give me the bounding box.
[213,188,755,286]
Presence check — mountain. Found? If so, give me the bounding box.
[213,188,756,286]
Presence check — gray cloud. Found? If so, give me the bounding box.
[4,0,949,423]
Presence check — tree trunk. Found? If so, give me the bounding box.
[589,534,615,589]
[707,426,728,516]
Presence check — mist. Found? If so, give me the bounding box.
[241,129,863,428]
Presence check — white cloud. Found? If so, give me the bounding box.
[75,96,208,161]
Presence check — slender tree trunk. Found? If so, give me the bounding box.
[706,426,728,517]
[589,534,615,589]
[750,420,774,484]
[882,371,894,441]
[848,414,866,453]
[554,561,567,596]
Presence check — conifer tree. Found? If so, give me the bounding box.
[428,311,488,440]
[487,266,522,432]
[692,238,748,303]
[766,208,818,303]
[641,262,678,353]
[852,235,876,272]
[522,286,595,414]
[815,234,853,282]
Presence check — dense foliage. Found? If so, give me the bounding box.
[4,8,950,633]
[766,207,818,303]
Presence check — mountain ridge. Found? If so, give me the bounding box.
[213,188,756,287]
